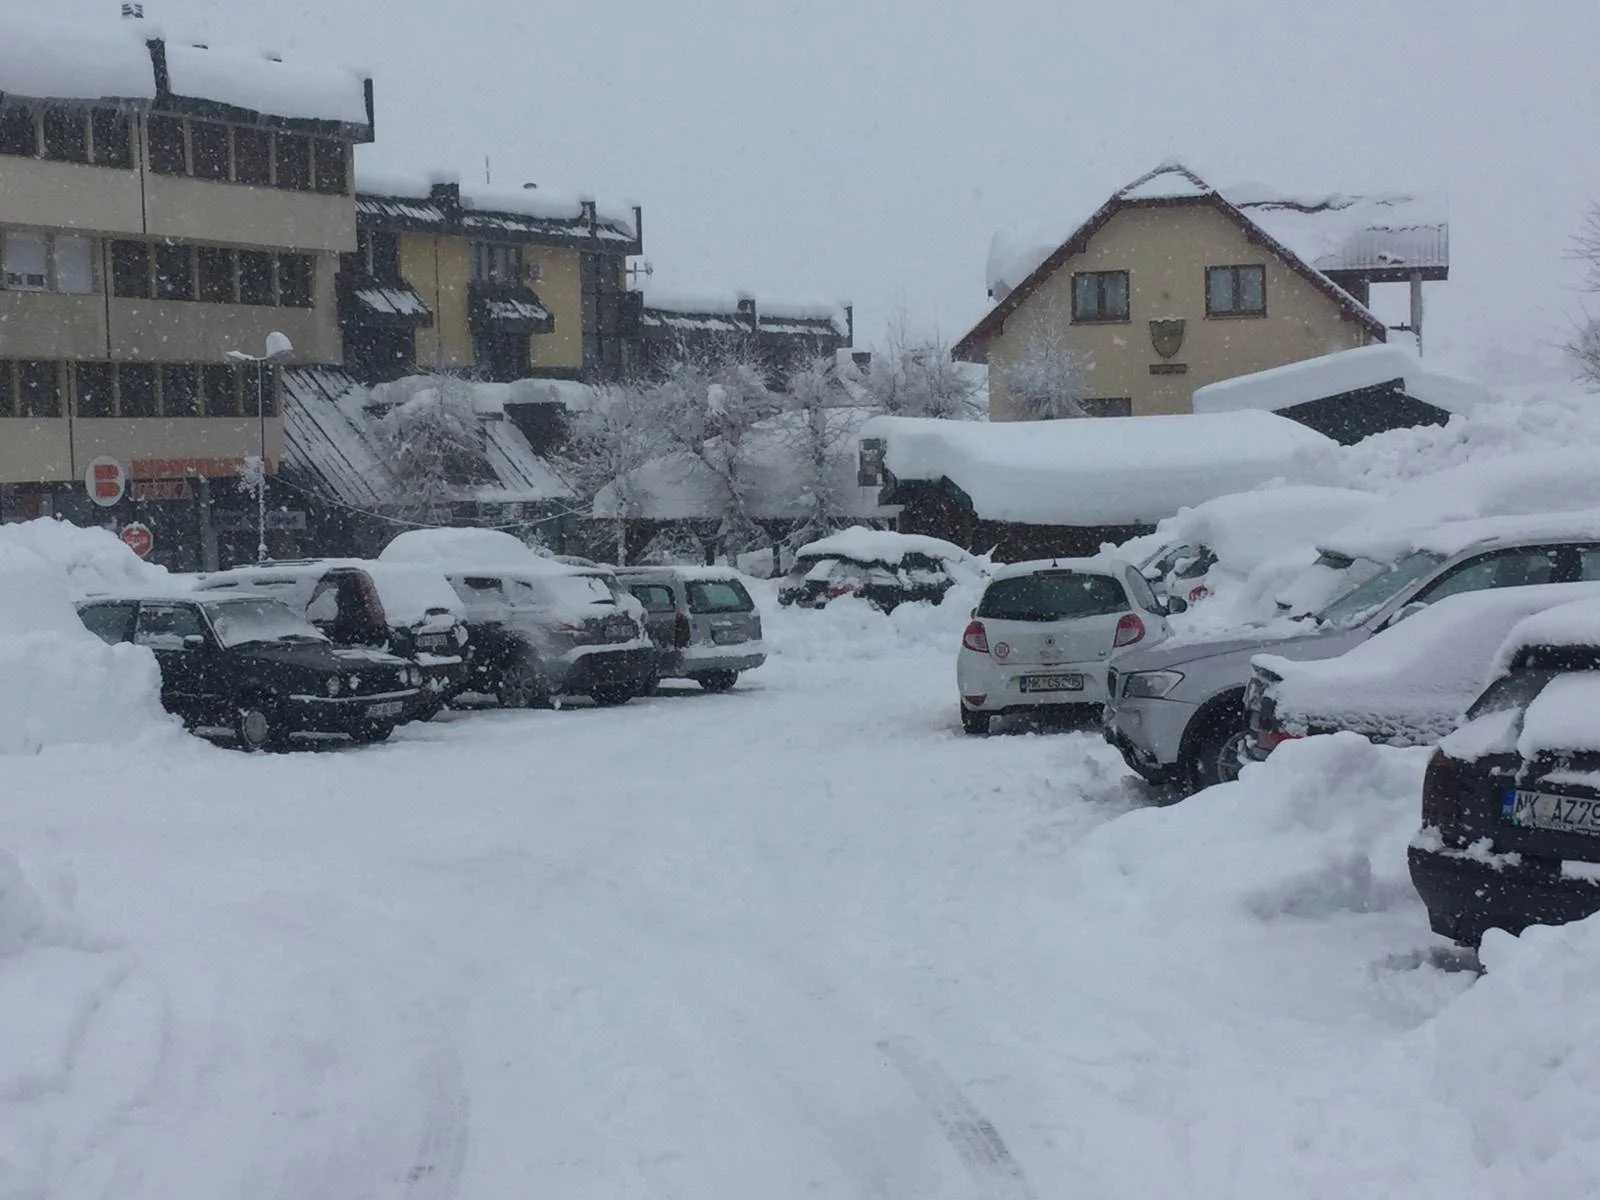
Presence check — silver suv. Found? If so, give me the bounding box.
[1104,518,1600,794]
[614,567,766,691]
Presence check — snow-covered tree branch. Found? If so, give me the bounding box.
[1568,203,1600,388]
[996,320,1092,419]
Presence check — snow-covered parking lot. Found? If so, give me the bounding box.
[5,591,1600,1198]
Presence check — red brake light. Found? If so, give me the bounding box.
[828,584,855,598]
[962,620,989,653]
[674,612,691,648]
[1261,730,1301,751]
[1114,612,1145,648]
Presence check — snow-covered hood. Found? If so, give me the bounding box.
[1122,623,1335,672]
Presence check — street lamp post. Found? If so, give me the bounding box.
[225,331,294,564]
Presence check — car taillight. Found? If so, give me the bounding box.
[1421,751,1468,828]
[1114,613,1145,648]
[828,584,855,598]
[674,612,691,648]
[962,620,989,653]
[1260,730,1301,751]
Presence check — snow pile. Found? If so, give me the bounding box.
[1072,733,1428,926]
[760,578,980,664]
[865,412,1336,527]
[162,41,369,125]
[0,528,167,755]
[0,518,170,599]
[0,15,158,102]
[1490,596,1600,676]
[795,527,973,567]
[1423,916,1600,1192]
[1259,582,1600,746]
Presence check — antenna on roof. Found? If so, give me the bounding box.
[121,2,145,16]
[484,156,491,185]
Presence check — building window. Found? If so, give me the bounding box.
[16,360,61,418]
[154,243,194,301]
[75,362,116,418]
[0,105,36,157]
[359,229,401,279]
[234,126,272,186]
[470,242,522,284]
[1205,265,1266,317]
[41,107,89,164]
[54,235,95,294]
[238,250,275,305]
[202,364,241,416]
[196,248,236,303]
[2,232,50,290]
[112,240,152,298]
[189,120,232,181]
[90,110,133,168]
[161,364,201,417]
[239,362,278,417]
[1080,397,1133,418]
[274,133,311,191]
[312,137,347,194]
[277,254,314,307]
[118,363,158,417]
[147,114,187,175]
[1071,270,1130,323]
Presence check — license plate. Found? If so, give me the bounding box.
[1020,674,1085,693]
[1503,788,1600,836]
[712,629,746,645]
[366,700,404,719]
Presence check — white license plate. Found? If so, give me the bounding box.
[1504,788,1600,836]
[366,700,404,719]
[712,629,746,645]
[1020,674,1085,693]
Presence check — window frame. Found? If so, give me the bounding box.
[89,109,133,168]
[40,106,90,164]
[74,362,117,418]
[470,241,523,284]
[1079,397,1132,418]
[277,253,314,308]
[1069,270,1131,324]
[153,242,196,302]
[111,240,152,299]
[1204,264,1268,318]
[117,362,159,418]
[146,113,188,176]
[15,360,62,418]
[0,104,38,157]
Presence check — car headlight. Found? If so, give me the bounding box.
[348,673,361,692]
[326,676,342,697]
[1121,669,1184,699]
[409,666,422,686]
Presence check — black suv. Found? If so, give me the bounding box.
[1409,625,1600,946]
[77,593,425,750]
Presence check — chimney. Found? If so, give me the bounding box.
[580,199,597,235]
[121,2,144,17]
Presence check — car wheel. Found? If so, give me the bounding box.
[695,670,738,692]
[960,706,991,735]
[236,701,288,753]
[496,659,549,709]
[589,684,635,707]
[1186,703,1248,793]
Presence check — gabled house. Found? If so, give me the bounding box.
[340,173,642,384]
[956,163,1449,421]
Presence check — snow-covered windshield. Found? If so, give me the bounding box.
[979,572,1127,622]
[1314,551,1444,629]
[205,598,328,648]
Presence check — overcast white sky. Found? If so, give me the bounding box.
[55,0,1600,378]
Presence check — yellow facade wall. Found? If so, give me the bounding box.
[985,203,1377,420]
[526,246,584,371]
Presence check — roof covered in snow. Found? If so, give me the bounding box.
[962,162,1412,360]
[1191,345,1490,418]
[637,294,850,343]
[1227,186,1448,281]
[864,411,1336,527]
[353,170,640,248]
[795,527,974,566]
[0,16,371,132]
[281,368,574,511]
[1492,598,1600,676]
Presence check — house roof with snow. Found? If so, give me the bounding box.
[1226,186,1448,284]
[959,163,1409,361]
[637,294,852,345]
[1191,344,1488,421]
[0,15,373,136]
[353,170,641,251]
[861,411,1336,528]
[282,368,574,511]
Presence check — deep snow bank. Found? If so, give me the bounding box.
[0,516,169,597]
[757,579,978,664]
[0,523,168,754]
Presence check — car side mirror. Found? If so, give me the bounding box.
[182,634,209,651]
[1164,596,1189,616]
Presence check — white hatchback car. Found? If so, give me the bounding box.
[957,557,1173,734]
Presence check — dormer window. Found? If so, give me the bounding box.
[471,242,522,284]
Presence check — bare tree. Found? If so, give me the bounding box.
[779,356,854,549]
[561,382,668,563]
[1570,203,1600,387]
[996,319,1092,419]
[854,318,981,420]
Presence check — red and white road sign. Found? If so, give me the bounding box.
[85,456,127,507]
[119,522,154,559]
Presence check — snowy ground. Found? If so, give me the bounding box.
[2,590,1595,1198]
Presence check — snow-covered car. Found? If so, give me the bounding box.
[75,592,426,750]
[614,566,766,691]
[1245,580,1600,758]
[1409,598,1600,947]
[1105,512,1600,794]
[957,556,1171,734]
[192,559,470,715]
[779,527,977,612]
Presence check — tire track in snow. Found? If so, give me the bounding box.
[878,1036,1039,1200]
[400,1042,471,1200]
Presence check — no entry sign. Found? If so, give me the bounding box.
[119,522,154,559]
[85,456,126,507]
